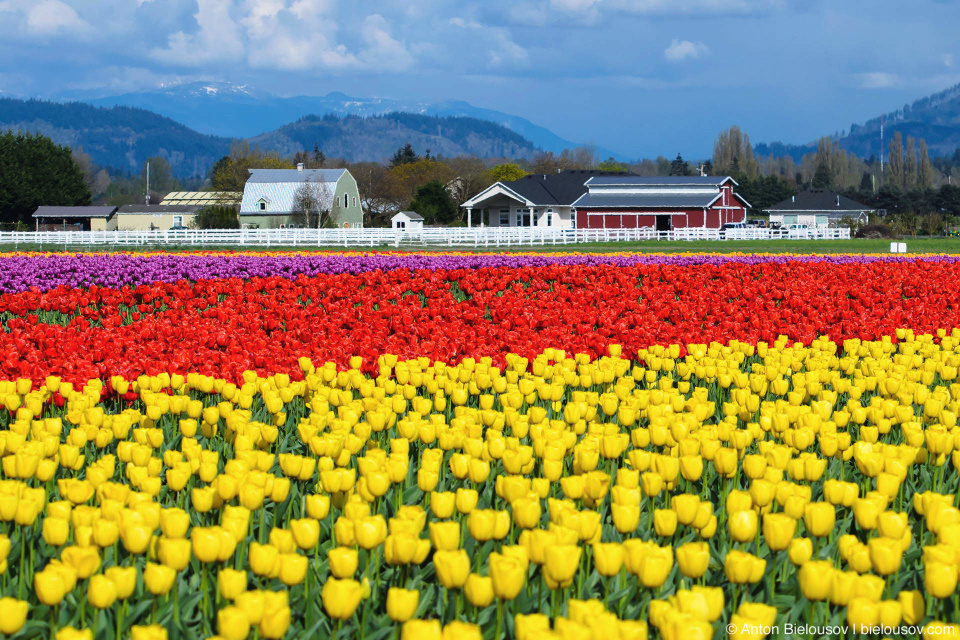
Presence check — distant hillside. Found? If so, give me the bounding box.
[756,83,960,161]
[0,98,543,177]
[250,112,539,162]
[0,98,231,177]
[76,81,627,160]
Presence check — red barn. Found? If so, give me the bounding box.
[571,176,749,231]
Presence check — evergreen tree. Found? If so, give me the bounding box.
[391,143,418,167]
[859,171,873,192]
[408,179,458,225]
[0,131,91,225]
[312,143,326,168]
[669,153,691,176]
[812,161,832,189]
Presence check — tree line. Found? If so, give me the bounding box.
[9,126,960,232]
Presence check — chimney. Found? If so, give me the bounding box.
[297,163,304,172]
[836,195,840,207]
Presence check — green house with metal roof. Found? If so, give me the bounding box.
[239,164,364,229]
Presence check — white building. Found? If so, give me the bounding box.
[460,170,628,229]
[765,189,873,228]
[391,211,424,232]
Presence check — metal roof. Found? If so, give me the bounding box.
[501,170,639,206]
[246,169,347,183]
[585,176,734,187]
[573,192,721,209]
[240,170,345,215]
[160,191,241,205]
[395,211,424,221]
[118,205,200,214]
[765,189,873,213]
[33,206,117,218]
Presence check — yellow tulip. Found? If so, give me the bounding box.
[676,541,709,579]
[387,587,420,622]
[328,547,359,579]
[489,552,525,600]
[433,550,470,589]
[0,597,28,635]
[544,545,581,590]
[105,566,137,600]
[87,574,117,609]
[464,575,494,608]
[321,578,363,620]
[143,562,176,596]
[592,542,623,578]
[803,502,835,537]
[218,568,248,600]
[217,605,250,640]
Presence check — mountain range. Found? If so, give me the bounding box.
[755,83,960,162]
[68,81,622,160]
[4,80,960,180]
[0,97,547,177]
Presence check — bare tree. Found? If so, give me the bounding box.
[291,177,334,228]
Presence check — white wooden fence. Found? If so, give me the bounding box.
[0,227,851,249]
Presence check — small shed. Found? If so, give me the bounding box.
[33,206,118,231]
[392,211,424,232]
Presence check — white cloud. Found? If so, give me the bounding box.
[944,54,954,68]
[549,0,600,12]
[153,0,244,65]
[0,0,90,35]
[859,72,899,89]
[607,0,784,14]
[664,39,707,62]
[360,14,414,71]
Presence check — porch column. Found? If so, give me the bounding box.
[467,207,473,228]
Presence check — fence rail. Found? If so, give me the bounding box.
[0,227,851,249]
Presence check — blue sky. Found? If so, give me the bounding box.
[0,0,957,158]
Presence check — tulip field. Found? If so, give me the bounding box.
[3,250,960,640]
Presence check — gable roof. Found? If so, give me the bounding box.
[766,189,873,213]
[574,192,722,209]
[585,176,735,187]
[394,211,424,221]
[33,206,117,219]
[247,168,346,183]
[118,205,200,215]
[502,170,639,206]
[240,168,347,215]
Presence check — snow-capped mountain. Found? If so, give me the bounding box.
[72,81,625,159]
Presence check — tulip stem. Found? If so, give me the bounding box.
[495,600,503,640]
[50,604,57,640]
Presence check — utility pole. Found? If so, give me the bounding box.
[145,161,151,205]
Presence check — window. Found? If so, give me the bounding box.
[258,201,266,211]
[499,209,509,226]
[545,213,553,227]
[570,208,577,229]
[398,221,406,230]
[173,215,183,227]
[353,197,357,207]
[343,194,348,208]
[515,209,531,227]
